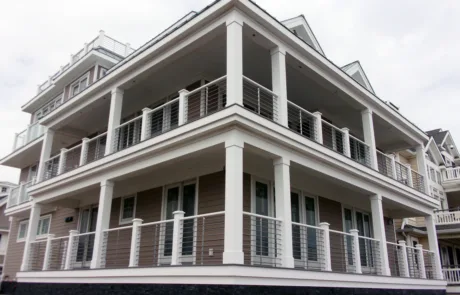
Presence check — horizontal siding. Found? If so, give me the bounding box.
[3,218,25,280]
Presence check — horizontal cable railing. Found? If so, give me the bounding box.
[287,101,318,142]
[328,229,357,273]
[43,154,60,181]
[395,161,410,186]
[83,132,107,165]
[101,35,133,57]
[69,232,96,270]
[406,245,423,278]
[137,219,175,267]
[113,115,142,153]
[358,236,380,275]
[184,76,227,124]
[349,135,371,167]
[28,239,47,271]
[386,242,405,277]
[444,268,460,283]
[45,236,69,271]
[62,144,82,174]
[243,76,278,123]
[422,249,436,279]
[243,212,282,268]
[145,98,180,139]
[321,120,345,155]
[376,151,394,178]
[179,211,225,266]
[411,169,425,194]
[291,222,325,271]
[101,225,133,269]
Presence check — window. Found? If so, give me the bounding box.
[70,74,89,98]
[343,207,374,269]
[17,221,29,242]
[119,195,137,224]
[37,215,51,237]
[1,187,6,193]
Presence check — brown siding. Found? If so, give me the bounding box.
[3,218,25,281]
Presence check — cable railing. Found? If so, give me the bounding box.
[386,242,405,277]
[411,169,425,194]
[243,212,282,268]
[178,211,225,265]
[113,115,143,153]
[291,222,325,271]
[349,135,371,167]
[395,161,410,186]
[82,132,107,165]
[27,239,47,271]
[287,101,318,142]
[145,98,180,139]
[101,225,133,269]
[137,219,175,267]
[68,232,96,270]
[406,245,424,278]
[19,179,34,204]
[358,236,380,275]
[444,167,460,181]
[328,229,358,274]
[61,144,82,174]
[184,76,227,124]
[321,120,346,155]
[422,249,436,279]
[377,151,394,178]
[43,154,60,181]
[6,186,19,208]
[45,236,69,271]
[243,76,278,123]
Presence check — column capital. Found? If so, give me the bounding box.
[270,46,286,56]
[226,10,244,27]
[31,203,42,210]
[319,222,330,228]
[370,194,382,201]
[273,157,290,166]
[100,180,114,188]
[225,131,244,149]
[398,240,406,245]
[349,229,359,234]
[111,88,124,96]
[361,108,373,116]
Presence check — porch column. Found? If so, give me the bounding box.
[361,109,378,170]
[36,128,55,182]
[425,215,443,279]
[271,47,288,126]
[369,194,391,276]
[273,157,294,268]
[20,203,42,271]
[226,13,243,106]
[105,88,124,155]
[90,180,114,269]
[223,136,244,264]
[415,144,430,194]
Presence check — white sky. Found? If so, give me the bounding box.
[0,0,459,183]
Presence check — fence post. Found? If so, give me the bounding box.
[129,218,143,267]
[12,133,19,151]
[140,108,152,141]
[312,112,323,144]
[319,222,331,271]
[178,89,189,126]
[64,230,79,270]
[171,211,185,266]
[406,164,414,187]
[398,240,410,277]
[124,43,131,56]
[350,229,362,274]
[342,128,351,157]
[416,244,427,279]
[79,138,90,166]
[43,234,56,270]
[57,148,67,175]
[389,154,397,180]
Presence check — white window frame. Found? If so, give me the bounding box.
[36,214,52,239]
[119,194,137,225]
[17,220,29,242]
[0,187,7,193]
[69,73,90,98]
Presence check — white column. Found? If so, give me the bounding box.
[226,14,243,106]
[129,218,143,267]
[171,211,185,266]
[350,229,362,274]
[416,244,427,279]
[90,180,114,269]
[416,144,430,194]
[273,157,294,268]
[64,230,79,270]
[140,108,152,141]
[271,47,288,126]
[223,136,244,264]
[361,109,378,169]
[42,234,56,270]
[79,138,90,166]
[20,203,42,271]
[342,128,351,157]
[425,215,443,279]
[319,222,332,271]
[370,194,391,276]
[57,148,67,175]
[105,88,124,155]
[312,112,323,144]
[406,164,414,187]
[37,128,55,182]
[178,89,189,125]
[398,240,410,277]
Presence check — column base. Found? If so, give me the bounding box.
[223,251,244,264]
[282,256,295,268]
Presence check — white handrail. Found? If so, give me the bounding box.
[181,210,225,221]
[64,143,83,153]
[242,211,282,222]
[287,100,316,117]
[358,235,380,242]
[243,76,277,98]
[139,218,174,228]
[187,75,227,97]
[291,221,323,231]
[328,229,354,237]
[116,114,143,129]
[349,134,369,147]
[103,225,133,233]
[145,97,180,115]
[46,153,61,162]
[73,231,95,238]
[49,235,69,241]
[87,131,107,143]
[321,119,344,133]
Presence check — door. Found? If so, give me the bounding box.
[76,206,98,268]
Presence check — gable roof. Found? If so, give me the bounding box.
[281,15,325,56]
[341,60,375,94]
[424,137,445,165]
[426,129,448,145]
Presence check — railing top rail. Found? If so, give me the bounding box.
[64,143,83,153]
[446,167,460,171]
[421,248,435,254]
[349,134,369,147]
[243,75,277,98]
[181,210,225,221]
[386,241,401,247]
[434,207,460,213]
[17,128,27,136]
[328,229,354,237]
[139,218,174,228]
[358,235,380,242]
[49,235,70,241]
[411,169,423,177]
[186,75,227,97]
[87,131,108,143]
[74,231,95,237]
[30,239,47,244]
[443,267,460,271]
[377,150,392,160]
[287,100,316,117]
[242,211,282,222]
[145,97,179,115]
[291,221,323,231]
[103,225,133,233]
[116,114,143,129]
[46,153,61,162]
[321,119,343,132]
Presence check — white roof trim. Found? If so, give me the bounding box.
[281,15,324,56]
[441,131,460,158]
[425,137,444,166]
[341,61,375,94]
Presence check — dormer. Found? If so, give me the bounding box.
[282,15,324,56]
[341,61,375,94]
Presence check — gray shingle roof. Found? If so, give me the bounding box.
[426,129,448,145]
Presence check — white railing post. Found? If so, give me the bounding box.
[64,230,79,270]
[416,244,427,279]
[83,42,89,54]
[361,109,378,169]
[370,194,391,276]
[350,229,362,274]
[389,154,397,179]
[406,164,414,187]
[398,240,410,277]
[171,211,185,266]
[178,89,189,125]
[25,124,32,144]
[79,138,90,166]
[124,43,131,56]
[312,112,323,144]
[69,54,74,65]
[12,133,19,151]
[140,108,152,141]
[43,234,56,271]
[319,222,332,271]
[95,30,105,47]
[57,148,67,175]
[129,218,143,267]
[342,128,351,157]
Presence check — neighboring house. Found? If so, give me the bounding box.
[0,182,16,277]
[0,1,449,294]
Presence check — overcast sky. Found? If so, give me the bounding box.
[0,0,459,183]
